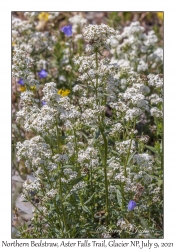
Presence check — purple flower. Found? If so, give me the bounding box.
[127,200,136,211]
[38,69,48,79]
[60,25,72,37]
[42,101,47,106]
[17,78,24,85]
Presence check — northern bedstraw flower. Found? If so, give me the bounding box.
[12,47,39,89]
[12,14,57,55]
[149,94,163,105]
[133,154,152,167]
[150,107,163,118]
[83,23,117,50]
[46,189,57,198]
[48,12,59,20]
[116,140,136,155]
[108,21,163,74]
[23,178,41,196]
[71,181,86,193]
[78,147,99,168]
[69,14,87,33]
[147,74,163,88]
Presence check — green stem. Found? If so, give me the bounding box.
[90,165,95,215]
[124,138,133,178]
[73,129,81,177]
[29,199,56,230]
[99,127,109,226]
[56,122,68,237]
[121,132,134,209]
[56,123,60,154]
[121,184,125,210]
[59,172,68,236]
[68,38,73,95]
[41,162,64,233]
[95,51,99,104]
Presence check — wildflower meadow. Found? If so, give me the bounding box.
[12,12,163,239]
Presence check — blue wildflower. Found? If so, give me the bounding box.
[60,25,72,37]
[42,101,47,106]
[17,78,24,85]
[38,69,48,79]
[127,200,136,211]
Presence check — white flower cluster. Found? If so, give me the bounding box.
[12,48,39,88]
[12,13,58,77]
[16,136,52,164]
[150,107,163,118]
[12,14,57,54]
[109,21,163,73]
[83,24,117,49]
[149,94,163,105]
[16,83,63,134]
[78,147,99,168]
[121,83,149,110]
[147,74,163,88]
[63,168,78,180]
[42,82,61,107]
[46,189,57,198]
[74,55,119,102]
[116,140,136,155]
[69,14,87,34]
[53,154,69,163]
[71,181,86,193]
[109,123,123,137]
[133,153,153,168]
[108,75,156,124]
[117,218,136,232]
[48,12,59,20]
[22,178,41,198]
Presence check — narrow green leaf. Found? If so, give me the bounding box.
[63,201,73,208]
[139,216,148,228]
[111,150,120,156]
[84,192,96,205]
[95,129,100,139]
[145,145,158,154]
[62,165,74,169]
[116,189,122,206]
[71,176,85,186]
[158,179,163,186]
[127,151,136,165]
[82,205,90,213]
[115,185,121,190]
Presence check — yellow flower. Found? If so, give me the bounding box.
[19,86,36,92]
[58,89,70,97]
[157,12,163,21]
[19,86,26,92]
[30,86,36,91]
[38,12,50,22]
[12,42,16,47]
